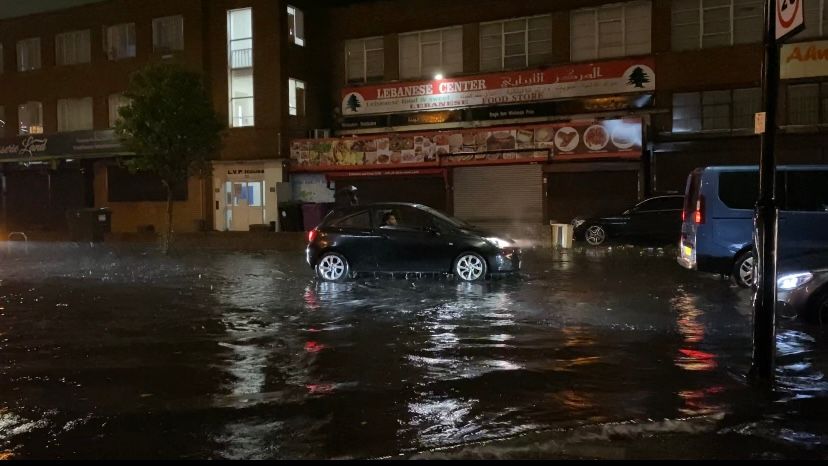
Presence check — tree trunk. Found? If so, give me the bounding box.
[162,180,174,255]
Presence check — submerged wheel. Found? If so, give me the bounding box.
[585,225,607,246]
[316,252,350,282]
[454,252,487,282]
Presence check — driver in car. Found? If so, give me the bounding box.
[381,212,398,227]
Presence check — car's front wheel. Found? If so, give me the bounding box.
[454,252,487,281]
[732,251,755,288]
[584,225,607,246]
[316,252,350,282]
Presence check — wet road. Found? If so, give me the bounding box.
[1,243,827,459]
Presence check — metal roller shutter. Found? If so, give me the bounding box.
[453,164,543,241]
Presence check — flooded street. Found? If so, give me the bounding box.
[1,243,827,459]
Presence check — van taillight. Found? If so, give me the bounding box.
[694,196,705,224]
[308,229,319,243]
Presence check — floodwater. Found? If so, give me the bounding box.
[0,242,826,459]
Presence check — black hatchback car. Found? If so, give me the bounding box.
[572,195,685,246]
[306,203,520,281]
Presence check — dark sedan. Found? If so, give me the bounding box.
[572,195,685,246]
[777,251,828,324]
[306,203,520,281]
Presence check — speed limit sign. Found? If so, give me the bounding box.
[776,0,805,40]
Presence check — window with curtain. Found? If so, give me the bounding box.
[105,23,136,60]
[153,15,184,51]
[56,29,91,65]
[57,97,94,132]
[480,15,553,71]
[399,26,463,79]
[570,1,651,62]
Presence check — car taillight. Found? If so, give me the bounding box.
[307,228,319,243]
[682,210,686,222]
[694,195,705,224]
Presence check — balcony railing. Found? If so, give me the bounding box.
[231,48,253,69]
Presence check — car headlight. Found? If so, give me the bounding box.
[777,272,813,291]
[486,237,512,249]
[572,219,585,228]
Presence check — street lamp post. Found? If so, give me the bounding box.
[749,0,781,385]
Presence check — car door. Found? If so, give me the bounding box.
[325,209,380,271]
[373,206,454,272]
[628,197,684,241]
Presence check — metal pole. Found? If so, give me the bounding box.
[749,0,779,385]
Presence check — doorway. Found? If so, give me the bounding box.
[225,180,265,231]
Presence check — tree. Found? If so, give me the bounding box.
[115,63,223,254]
[627,67,651,88]
[346,93,362,112]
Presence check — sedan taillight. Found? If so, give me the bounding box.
[307,228,319,243]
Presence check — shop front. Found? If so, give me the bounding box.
[0,130,123,233]
[289,116,645,241]
[212,160,283,232]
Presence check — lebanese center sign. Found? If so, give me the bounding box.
[341,58,655,116]
[781,40,828,79]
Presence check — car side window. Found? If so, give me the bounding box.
[330,210,371,229]
[636,197,683,212]
[376,207,434,230]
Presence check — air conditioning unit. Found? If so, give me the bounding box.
[310,128,330,139]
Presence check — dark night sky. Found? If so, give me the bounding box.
[0,0,106,19]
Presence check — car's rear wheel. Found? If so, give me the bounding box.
[316,252,350,282]
[732,251,755,288]
[585,225,607,246]
[454,252,487,281]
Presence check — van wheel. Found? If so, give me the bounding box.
[732,251,755,288]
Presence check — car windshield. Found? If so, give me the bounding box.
[418,206,473,229]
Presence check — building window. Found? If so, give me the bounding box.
[571,1,651,62]
[55,29,91,65]
[153,15,184,52]
[107,166,187,202]
[287,5,305,46]
[228,8,254,128]
[16,38,41,71]
[57,98,94,132]
[399,26,463,79]
[793,0,828,39]
[108,94,130,128]
[288,78,305,116]
[672,87,761,132]
[787,83,828,125]
[671,0,763,51]
[345,37,384,83]
[105,23,136,60]
[480,15,553,71]
[18,101,43,135]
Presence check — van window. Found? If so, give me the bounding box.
[785,171,828,212]
[719,172,759,210]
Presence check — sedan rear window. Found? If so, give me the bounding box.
[328,210,371,229]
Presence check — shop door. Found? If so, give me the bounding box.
[348,176,446,211]
[226,181,265,231]
[545,170,640,223]
[453,164,543,240]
